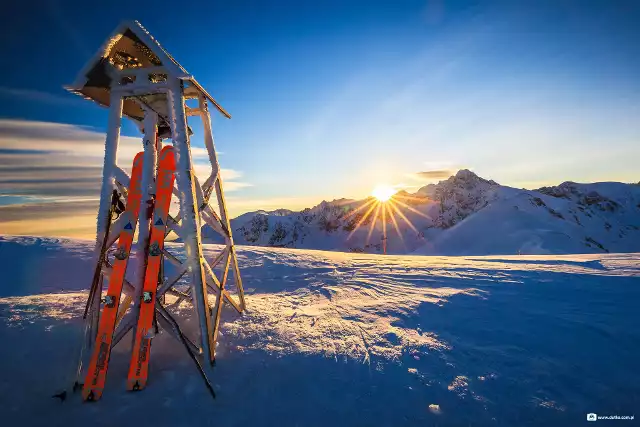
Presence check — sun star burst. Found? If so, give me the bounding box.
[371,185,395,202]
[344,184,425,254]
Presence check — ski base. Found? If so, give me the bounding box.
[82,153,145,401]
[127,146,176,391]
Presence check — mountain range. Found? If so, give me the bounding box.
[202,170,640,255]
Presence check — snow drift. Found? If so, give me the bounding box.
[0,235,638,426]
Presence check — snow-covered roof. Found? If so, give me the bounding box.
[66,20,230,134]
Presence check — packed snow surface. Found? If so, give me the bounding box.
[0,235,638,426]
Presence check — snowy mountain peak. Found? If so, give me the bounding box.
[535,181,637,212]
[200,170,640,256]
[449,169,498,187]
[416,169,498,197]
[410,169,502,229]
[455,168,483,180]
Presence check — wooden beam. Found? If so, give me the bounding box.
[211,250,231,358]
[203,256,242,313]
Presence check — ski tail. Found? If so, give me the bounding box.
[127,146,176,391]
[82,153,145,402]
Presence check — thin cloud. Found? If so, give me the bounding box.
[405,170,454,181]
[0,87,83,106]
[414,170,454,179]
[191,164,251,192]
[0,119,251,237]
[0,119,250,196]
[0,199,98,238]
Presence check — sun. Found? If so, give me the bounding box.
[345,182,432,253]
[371,185,395,202]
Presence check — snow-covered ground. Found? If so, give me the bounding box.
[0,235,638,426]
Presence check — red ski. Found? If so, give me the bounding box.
[127,146,175,391]
[83,152,145,401]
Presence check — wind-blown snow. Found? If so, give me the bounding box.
[0,235,638,426]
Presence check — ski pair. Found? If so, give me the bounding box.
[126,145,176,391]
[82,146,175,401]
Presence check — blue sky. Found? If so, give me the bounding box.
[1,0,639,237]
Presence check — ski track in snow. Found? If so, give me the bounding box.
[0,235,639,426]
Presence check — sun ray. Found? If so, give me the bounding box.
[343,198,376,221]
[382,203,387,239]
[333,198,358,207]
[387,202,406,248]
[392,198,433,220]
[382,203,388,254]
[393,192,431,203]
[366,202,382,245]
[387,200,418,233]
[347,200,379,240]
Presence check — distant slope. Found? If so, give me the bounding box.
[204,170,640,255]
[415,181,640,255]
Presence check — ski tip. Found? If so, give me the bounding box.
[159,145,174,156]
[159,145,175,166]
[82,388,102,402]
[127,379,146,392]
